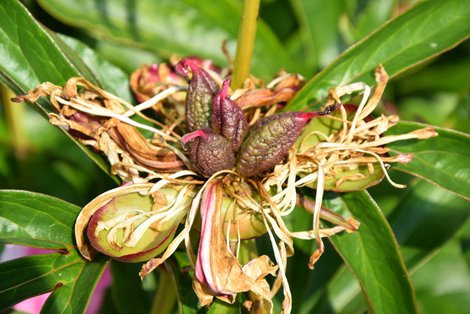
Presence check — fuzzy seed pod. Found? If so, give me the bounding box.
[182,129,236,178]
[176,59,218,131]
[211,79,248,151]
[236,112,314,177]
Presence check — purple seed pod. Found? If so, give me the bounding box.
[211,79,248,151]
[236,111,317,177]
[176,59,218,131]
[182,129,236,178]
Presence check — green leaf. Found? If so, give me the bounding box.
[332,179,470,313]
[286,0,470,111]
[0,190,79,249]
[412,240,470,314]
[0,190,107,312]
[324,191,417,314]
[0,0,124,182]
[94,40,161,74]
[388,180,470,267]
[394,58,470,95]
[40,255,107,314]
[0,0,96,101]
[37,0,292,79]
[290,0,345,73]
[386,121,470,201]
[349,0,397,41]
[58,35,132,102]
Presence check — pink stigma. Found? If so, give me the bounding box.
[181,129,209,145]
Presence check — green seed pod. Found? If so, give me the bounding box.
[176,59,218,131]
[295,104,385,191]
[75,183,194,262]
[221,186,267,240]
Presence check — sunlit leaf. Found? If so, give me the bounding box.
[290,0,345,73]
[286,0,470,111]
[0,0,126,181]
[329,179,470,312]
[388,180,470,266]
[0,190,107,312]
[386,121,470,201]
[324,191,416,314]
[0,190,78,249]
[412,241,470,314]
[58,34,132,102]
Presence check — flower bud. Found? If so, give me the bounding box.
[75,184,193,262]
[176,59,218,131]
[182,129,235,178]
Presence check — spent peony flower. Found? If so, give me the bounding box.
[15,59,437,314]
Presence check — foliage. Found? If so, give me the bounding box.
[0,0,469,313]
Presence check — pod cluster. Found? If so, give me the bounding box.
[177,59,330,178]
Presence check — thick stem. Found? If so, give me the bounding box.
[238,239,258,265]
[1,85,28,159]
[231,0,261,89]
[150,265,177,314]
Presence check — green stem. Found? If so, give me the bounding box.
[239,239,258,265]
[231,0,261,89]
[151,265,177,314]
[1,85,28,159]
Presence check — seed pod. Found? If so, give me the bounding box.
[182,129,235,178]
[221,183,266,240]
[211,79,248,151]
[176,59,218,131]
[75,183,193,262]
[295,104,385,191]
[236,112,314,177]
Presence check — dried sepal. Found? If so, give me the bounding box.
[234,73,304,110]
[75,183,193,262]
[108,122,184,172]
[15,77,185,181]
[130,63,186,103]
[193,180,275,308]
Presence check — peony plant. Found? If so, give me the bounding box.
[0,0,469,313]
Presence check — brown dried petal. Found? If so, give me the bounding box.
[130,63,185,103]
[235,88,296,110]
[109,122,184,172]
[194,180,275,306]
